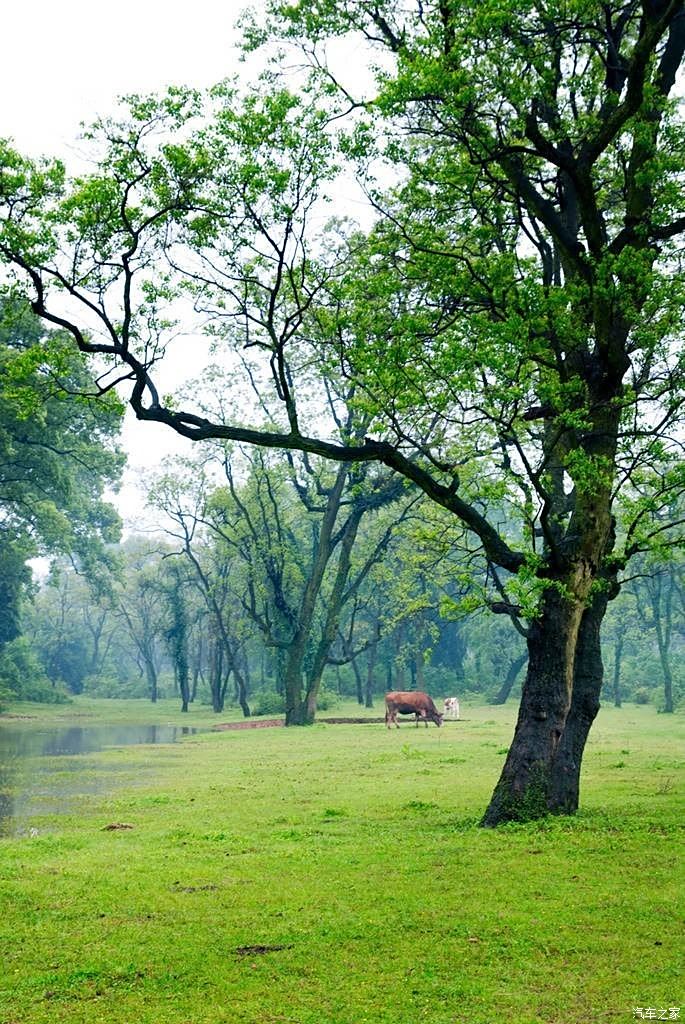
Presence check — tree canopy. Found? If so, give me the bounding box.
[0,297,124,667]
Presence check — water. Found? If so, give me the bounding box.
[0,722,201,836]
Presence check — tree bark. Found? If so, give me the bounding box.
[352,655,364,705]
[481,588,584,826]
[209,637,225,713]
[365,638,377,708]
[548,588,610,815]
[234,660,251,718]
[284,656,306,725]
[415,650,425,689]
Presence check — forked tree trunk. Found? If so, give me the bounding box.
[654,615,674,714]
[482,576,617,825]
[548,589,610,815]
[481,588,584,826]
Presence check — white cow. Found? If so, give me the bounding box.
[443,697,460,720]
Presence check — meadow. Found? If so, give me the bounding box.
[0,698,682,1024]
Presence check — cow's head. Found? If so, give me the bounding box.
[434,712,444,727]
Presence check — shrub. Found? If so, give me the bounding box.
[253,691,285,716]
[633,688,652,705]
[0,679,13,712]
[422,666,465,697]
[316,685,338,711]
[20,678,71,704]
[82,673,149,699]
[0,637,70,704]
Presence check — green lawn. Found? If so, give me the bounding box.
[0,699,682,1023]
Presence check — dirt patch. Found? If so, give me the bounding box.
[171,882,219,893]
[213,716,386,730]
[319,716,385,724]
[234,944,292,956]
[213,719,284,731]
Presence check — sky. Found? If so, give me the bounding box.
[1,0,264,530]
[2,2,376,538]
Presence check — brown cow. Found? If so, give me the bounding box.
[385,691,443,729]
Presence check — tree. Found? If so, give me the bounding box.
[109,539,170,703]
[599,582,645,706]
[0,298,123,684]
[0,3,683,822]
[627,553,684,712]
[161,557,193,712]
[149,467,254,715]
[151,443,407,722]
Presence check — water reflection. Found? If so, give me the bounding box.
[0,722,200,836]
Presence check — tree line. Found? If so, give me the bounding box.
[3,433,682,719]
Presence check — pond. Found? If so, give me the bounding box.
[0,721,202,836]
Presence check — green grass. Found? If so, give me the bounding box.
[0,699,683,1023]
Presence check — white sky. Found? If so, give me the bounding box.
[1,1,254,156]
[1,0,263,529]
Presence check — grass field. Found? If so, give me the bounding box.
[0,698,682,1024]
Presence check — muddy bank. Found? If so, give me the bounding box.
[213,719,284,731]
[213,716,386,730]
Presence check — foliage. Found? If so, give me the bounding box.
[252,690,286,716]
[0,297,124,568]
[81,673,150,700]
[0,636,70,705]
[0,298,124,697]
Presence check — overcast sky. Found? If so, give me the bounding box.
[1,1,263,529]
[2,2,375,536]
[2,1,253,156]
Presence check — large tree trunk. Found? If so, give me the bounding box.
[548,589,609,815]
[481,588,584,826]
[209,637,224,713]
[415,650,425,689]
[286,505,364,725]
[283,652,306,725]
